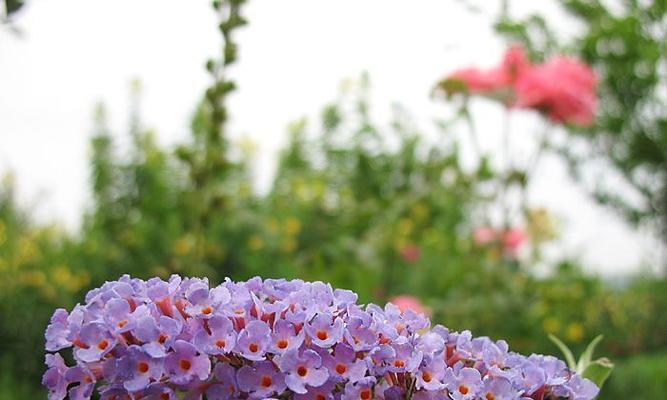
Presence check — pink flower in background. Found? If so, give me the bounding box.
[446,46,529,96]
[473,227,497,246]
[473,226,527,257]
[448,67,504,93]
[501,228,526,256]
[400,244,421,263]
[442,47,597,126]
[389,295,430,316]
[515,57,597,126]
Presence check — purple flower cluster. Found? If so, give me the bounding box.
[43,275,599,400]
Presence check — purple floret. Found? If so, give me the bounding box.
[194,314,237,355]
[236,320,271,361]
[165,340,211,385]
[74,322,116,362]
[237,360,287,399]
[115,345,164,391]
[306,312,344,348]
[279,348,330,394]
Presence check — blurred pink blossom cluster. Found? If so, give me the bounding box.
[388,295,430,316]
[473,227,527,257]
[444,47,597,126]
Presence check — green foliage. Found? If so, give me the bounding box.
[549,335,614,388]
[599,352,667,400]
[1,0,25,20]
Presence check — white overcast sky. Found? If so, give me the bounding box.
[0,0,662,275]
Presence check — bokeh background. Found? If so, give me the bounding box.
[0,0,665,398]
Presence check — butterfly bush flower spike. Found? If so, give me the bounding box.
[43,275,599,399]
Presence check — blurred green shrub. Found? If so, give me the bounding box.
[599,352,667,400]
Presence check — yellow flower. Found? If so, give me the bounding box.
[238,183,252,198]
[526,208,558,243]
[206,243,226,261]
[51,265,73,287]
[565,322,585,343]
[397,218,413,237]
[0,220,6,246]
[152,266,170,278]
[313,181,326,198]
[236,136,258,156]
[40,285,57,300]
[68,271,91,293]
[248,235,265,251]
[20,270,46,287]
[16,237,40,265]
[284,217,302,236]
[411,203,430,222]
[173,236,193,257]
[281,238,298,253]
[393,238,407,253]
[542,317,560,334]
[267,218,280,234]
[423,228,440,247]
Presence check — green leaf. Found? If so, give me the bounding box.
[582,357,614,388]
[577,335,604,373]
[548,334,577,369]
[4,0,25,16]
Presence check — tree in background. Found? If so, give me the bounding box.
[1,0,25,22]
[495,0,667,259]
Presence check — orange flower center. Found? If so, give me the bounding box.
[215,340,226,349]
[117,320,128,328]
[393,359,405,368]
[248,343,259,353]
[316,330,328,341]
[360,389,372,400]
[97,340,109,350]
[158,334,167,344]
[137,362,149,373]
[180,359,192,371]
[297,365,308,377]
[422,372,432,383]
[486,393,495,400]
[202,306,213,315]
[459,385,469,395]
[277,339,289,349]
[335,363,347,375]
[261,375,272,387]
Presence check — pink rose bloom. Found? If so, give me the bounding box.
[473,227,497,245]
[400,244,421,263]
[389,295,430,316]
[515,57,597,126]
[501,228,526,255]
[447,46,529,96]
